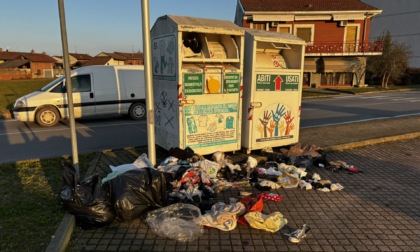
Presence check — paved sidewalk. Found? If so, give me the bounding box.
[61,116,420,252]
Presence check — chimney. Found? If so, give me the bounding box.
[31,49,35,54]
[0,48,3,52]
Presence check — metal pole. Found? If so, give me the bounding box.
[58,0,80,179]
[141,0,156,165]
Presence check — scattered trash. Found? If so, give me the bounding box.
[145,203,204,242]
[60,161,116,229]
[284,224,311,243]
[61,142,356,241]
[197,202,245,231]
[244,211,287,233]
[106,168,168,222]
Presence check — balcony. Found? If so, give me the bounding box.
[305,40,383,56]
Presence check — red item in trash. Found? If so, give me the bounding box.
[346,167,360,173]
[180,171,200,184]
[261,193,282,202]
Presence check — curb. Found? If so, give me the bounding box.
[322,132,420,152]
[46,131,420,251]
[45,214,75,252]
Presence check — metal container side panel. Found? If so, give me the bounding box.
[153,80,181,149]
[151,19,182,150]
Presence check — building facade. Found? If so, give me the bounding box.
[235,0,383,87]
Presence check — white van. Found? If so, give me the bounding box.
[13,65,146,126]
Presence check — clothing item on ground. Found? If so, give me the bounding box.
[285,224,311,243]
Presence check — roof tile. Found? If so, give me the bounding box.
[239,0,379,12]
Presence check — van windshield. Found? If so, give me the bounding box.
[40,76,65,92]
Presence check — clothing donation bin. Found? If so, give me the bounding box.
[241,29,306,153]
[151,15,244,155]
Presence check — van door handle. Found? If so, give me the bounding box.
[90,92,94,99]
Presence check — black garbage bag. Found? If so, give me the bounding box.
[106,168,168,222]
[60,162,116,229]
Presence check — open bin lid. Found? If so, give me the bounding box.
[244,28,306,45]
[157,15,244,35]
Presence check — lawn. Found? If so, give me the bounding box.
[0,79,53,119]
[0,154,94,251]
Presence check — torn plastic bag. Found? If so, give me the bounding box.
[146,203,204,242]
[61,162,115,229]
[106,168,168,222]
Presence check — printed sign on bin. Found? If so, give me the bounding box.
[184,73,203,95]
[256,74,299,91]
[224,73,240,93]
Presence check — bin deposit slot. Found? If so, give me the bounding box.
[271,42,290,50]
[251,102,262,108]
[180,99,195,106]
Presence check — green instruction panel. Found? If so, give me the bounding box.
[183,103,238,148]
[256,74,299,91]
[224,73,240,93]
[184,74,203,95]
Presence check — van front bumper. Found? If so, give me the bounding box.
[12,108,36,122]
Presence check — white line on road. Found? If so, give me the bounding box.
[0,121,147,136]
[301,113,420,129]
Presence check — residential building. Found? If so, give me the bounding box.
[114,52,144,65]
[83,52,144,66]
[52,53,93,76]
[0,49,55,79]
[235,0,383,87]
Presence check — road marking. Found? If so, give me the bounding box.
[0,121,147,136]
[301,113,420,129]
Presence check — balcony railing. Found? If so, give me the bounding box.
[305,40,383,55]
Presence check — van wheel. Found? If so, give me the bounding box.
[36,106,60,127]
[129,103,146,120]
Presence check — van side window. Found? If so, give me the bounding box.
[71,75,91,92]
[50,82,65,93]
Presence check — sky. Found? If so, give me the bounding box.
[0,0,237,56]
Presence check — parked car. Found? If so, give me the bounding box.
[13,65,146,126]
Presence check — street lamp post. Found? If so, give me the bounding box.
[57,0,80,179]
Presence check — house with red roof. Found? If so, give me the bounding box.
[0,49,56,80]
[83,52,144,66]
[235,0,383,87]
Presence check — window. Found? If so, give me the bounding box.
[253,23,266,30]
[294,25,314,44]
[50,82,65,93]
[71,75,91,92]
[277,25,291,34]
[320,72,353,85]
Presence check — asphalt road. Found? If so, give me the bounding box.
[301,90,420,128]
[1,90,419,164]
[0,116,148,163]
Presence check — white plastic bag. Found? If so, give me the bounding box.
[145,203,204,242]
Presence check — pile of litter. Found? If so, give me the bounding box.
[61,143,360,243]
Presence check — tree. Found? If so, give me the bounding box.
[367,30,412,88]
